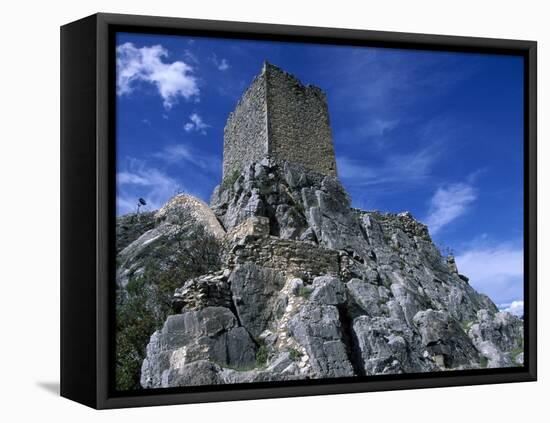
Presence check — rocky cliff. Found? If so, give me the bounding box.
[116,158,523,390]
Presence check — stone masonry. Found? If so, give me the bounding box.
[223,62,337,178]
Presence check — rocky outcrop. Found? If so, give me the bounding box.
[141,307,257,388]
[116,211,156,253]
[117,194,224,289]
[155,194,225,239]
[467,309,524,368]
[353,315,435,375]
[115,194,224,390]
[210,159,364,251]
[288,303,355,378]
[413,309,480,368]
[116,158,524,390]
[229,262,286,338]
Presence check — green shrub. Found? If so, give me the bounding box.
[461,320,473,333]
[292,196,305,215]
[221,167,241,190]
[297,286,311,299]
[479,356,488,368]
[510,346,524,365]
[288,348,302,361]
[256,344,268,367]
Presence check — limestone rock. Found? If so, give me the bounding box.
[155,194,225,239]
[469,310,524,352]
[116,211,156,253]
[116,194,223,290]
[162,360,224,387]
[211,159,370,259]
[288,303,355,378]
[124,159,524,389]
[413,309,479,368]
[353,315,435,375]
[140,307,256,389]
[346,278,383,316]
[229,262,286,338]
[468,309,524,368]
[309,275,346,305]
[289,278,304,295]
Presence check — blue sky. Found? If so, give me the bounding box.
[115,32,524,314]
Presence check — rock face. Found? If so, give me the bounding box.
[116,211,156,254]
[115,194,224,390]
[141,307,257,388]
[468,310,524,367]
[117,194,224,290]
[125,158,523,389]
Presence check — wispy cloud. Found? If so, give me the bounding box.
[337,142,438,188]
[116,159,183,214]
[365,118,400,137]
[183,49,199,65]
[153,144,194,163]
[153,143,220,171]
[339,118,400,146]
[116,42,199,109]
[183,113,210,134]
[455,242,523,306]
[210,54,230,71]
[327,48,477,114]
[327,48,478,148]
[425,182,477,235]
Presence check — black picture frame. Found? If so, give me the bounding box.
[60,12,537,409]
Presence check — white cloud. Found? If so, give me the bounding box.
[368,118,399,137]
[154,144,194,163]
[498,300,524,317]
[456,245,523,285]
[183,49,199,64]
[153,143,221,171]
[455,243,523,306]
[425,182,477,235]
[218,59,229,71]
[328,48,477,115]
[183,113,210,134]
[337,144,437,188]
[211,54,229,71]
[347,118,400,141]
[116,42,199,109]
[116,159,183,214]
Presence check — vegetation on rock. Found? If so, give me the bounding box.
[115,222,220,390]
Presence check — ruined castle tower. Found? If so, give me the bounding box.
[222,62,337,178]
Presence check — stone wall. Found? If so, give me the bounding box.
[266,63,337,177]
[223,71,268,178]
[222,62,337,179]
[229,236,340,282]
[222,217,339,282]
[359,210,432,242]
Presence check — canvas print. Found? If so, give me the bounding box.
[114,32,525,391]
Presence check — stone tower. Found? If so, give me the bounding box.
[222,62,337,178]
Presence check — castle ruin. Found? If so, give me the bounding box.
[222,62,337,178]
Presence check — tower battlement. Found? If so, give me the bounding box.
[222,62,337,178]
